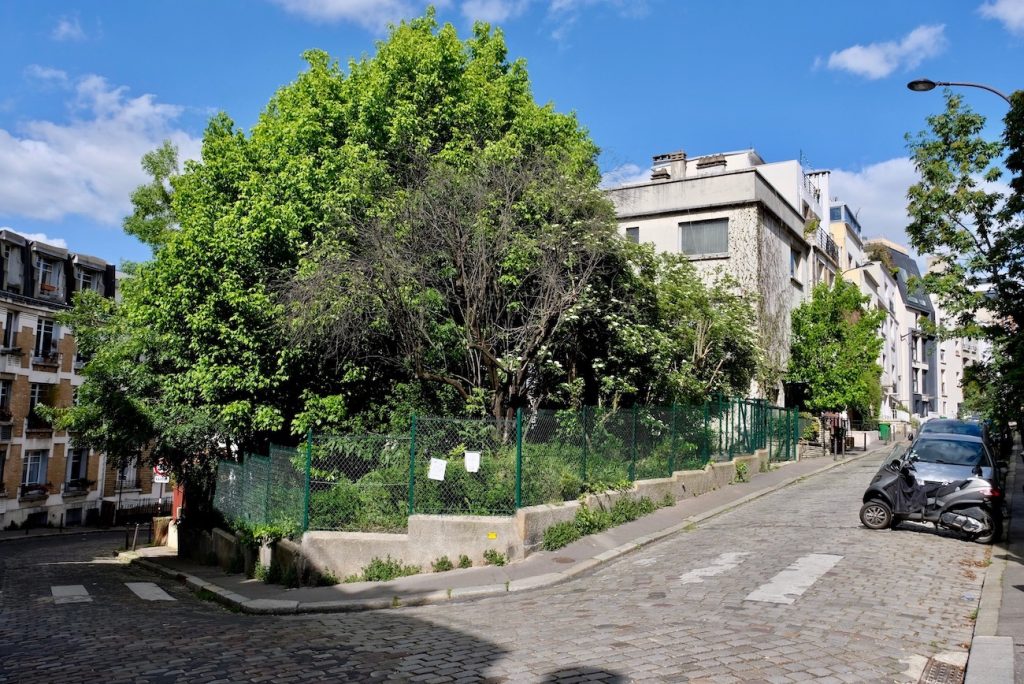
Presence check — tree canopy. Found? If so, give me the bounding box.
[787,279,885,415]
[906,90,1024,426]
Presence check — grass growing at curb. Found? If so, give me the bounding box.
[541,495,665,551]
[458,554,472,569]
[432,556,454,572]
[483,549,507,566]
[344,556,421,583]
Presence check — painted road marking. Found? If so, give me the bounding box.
[679,552,751,584]
[125,582,176,601]
[745,553,843,604]
[51,585,91,604]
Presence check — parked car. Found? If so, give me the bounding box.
[919,419,1006,464]
[893,432,1003,490]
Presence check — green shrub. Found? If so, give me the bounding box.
[253,562,269,582]
[316,570,340,586]
[734,462,749,483]
[659,493,675,508]
[542,520,581,550]
[432,556,454,572]
[345,556,421,583]
[482,549,506,566]
[609,496,656,525]
[575,502,612,535]
[458,554,472,569]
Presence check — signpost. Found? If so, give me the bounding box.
[153,461,170,516]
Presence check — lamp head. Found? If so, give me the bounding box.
[907,79,938,93]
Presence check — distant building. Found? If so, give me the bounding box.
[0,230,159,529]
[605,149,838,402]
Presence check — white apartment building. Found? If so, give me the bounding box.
[605,149,837,402]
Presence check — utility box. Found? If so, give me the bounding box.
[879,423,891,441]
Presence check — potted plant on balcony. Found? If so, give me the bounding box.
[19,482,49,499]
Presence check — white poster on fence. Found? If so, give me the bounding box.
[428,458,447,481]
[464,451,481,473]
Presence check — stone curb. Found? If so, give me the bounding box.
[127,446,887,615]
[966,444,1019,683]
[0,526,127,544]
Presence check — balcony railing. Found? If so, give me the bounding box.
[815,227,839,263]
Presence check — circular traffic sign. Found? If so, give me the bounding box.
[153,461,169,477]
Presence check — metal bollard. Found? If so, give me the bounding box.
[131,523,140,552]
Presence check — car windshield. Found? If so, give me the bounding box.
[909,438,984,466]
[920,420,982,437]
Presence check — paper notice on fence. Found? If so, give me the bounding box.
[428,458,447,481]
[464,451,481,473]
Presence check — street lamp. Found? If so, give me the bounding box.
[907,78,1012,105]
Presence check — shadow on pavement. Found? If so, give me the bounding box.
[541,667,627,682]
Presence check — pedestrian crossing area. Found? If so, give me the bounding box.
[677,551,845,605]
[51,582,176,604]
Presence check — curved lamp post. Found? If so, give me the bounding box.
[907,78,1012,105]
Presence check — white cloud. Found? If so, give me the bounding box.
[830,157,919,247]
[600,162,650,188]
[24,65,70,87]
[0,73,201,225]
[268,0,431,31]
[51,16,85,42]
[462,0,531,23]
[825,25,947,80]
[979,0,1024,34]
[0,227,68,249]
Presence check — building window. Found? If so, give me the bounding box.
[625,226,639,244]
[2,311,17,348]
[67,448,89,483]
[22,449,48,485]
[77,267,103,293]
[0,379,10,411]
[790,248,800,278]
[0,448,5,486]
[679,218,728,256]
[119,457,139,489]
[28,383,53,428]
[34,318,55,358]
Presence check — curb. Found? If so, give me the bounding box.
[0,526,128,544]
[966,445,1019,684]
[126,446,886,615]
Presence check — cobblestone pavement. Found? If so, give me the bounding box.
[1,456,989,683]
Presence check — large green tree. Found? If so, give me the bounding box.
[787,280,885,415]
[906,90,1024,425]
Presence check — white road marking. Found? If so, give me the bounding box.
[51,585,91,604]
[125,582,176,601]
[633,556,659,567]
[679,552,750,584]
[745,553,843,604]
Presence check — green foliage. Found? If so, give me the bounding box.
[482,549,507,566]
[542,521,581,550]
[253,562,269,582]
[659,493,675,508]
[734,462,749,483]
[787,280,885,415]
[123,140,180,249]
[344,556,421,583]
[906,90,1024,429]
[458,554,473,569]
[541,495,661,550]
[431,556,454,572]
[316,570,340,586]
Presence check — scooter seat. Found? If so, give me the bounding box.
[928,480,971,498]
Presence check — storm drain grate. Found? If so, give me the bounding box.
[918,656,965,684]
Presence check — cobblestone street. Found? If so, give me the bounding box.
[1,455,988,683]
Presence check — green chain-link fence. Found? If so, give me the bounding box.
[213,397,799,533]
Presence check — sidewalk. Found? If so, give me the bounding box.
[124,446,890,615]
[967,433,1023,683]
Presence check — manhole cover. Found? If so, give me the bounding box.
[918,656,965,684]
[552,556,575,564]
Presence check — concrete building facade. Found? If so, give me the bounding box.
[606,149,837,402]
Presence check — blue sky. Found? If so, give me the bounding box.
[1,0,1022,267]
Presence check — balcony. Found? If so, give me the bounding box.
[31,351,61,372]
[814,227,839,263]
[0,348,24,373]
[18,482,50,501]
[62,478,94,498]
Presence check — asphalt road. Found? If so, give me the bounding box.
[0,456,988,683]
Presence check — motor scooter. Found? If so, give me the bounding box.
[859,452,1002,543]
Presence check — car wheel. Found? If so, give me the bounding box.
[860,500,893,530]
[972,512,1002,544]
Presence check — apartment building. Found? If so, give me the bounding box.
[0,230,155,529]
[605,149,837,402]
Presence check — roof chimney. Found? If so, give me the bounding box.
[651,150,686,181]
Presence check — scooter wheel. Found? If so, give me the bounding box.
[860,500,893,530]
[971,513,1002,545]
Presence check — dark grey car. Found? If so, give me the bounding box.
[894,433,1002,488]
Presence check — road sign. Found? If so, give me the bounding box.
[153,462,170,483]
[153,474,170,484]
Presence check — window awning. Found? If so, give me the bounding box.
[0,229,26,247]
[31,242,68,260]
[72,253,108,270]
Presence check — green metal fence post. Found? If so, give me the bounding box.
[515,408,523,509]
[408,414,417,515]
[629,404,638,481]
[265,451,273,524]
[793,408,799,460]
[717,394,723,459]
[581,405,589,482]
[768,408,773,462]
[669,404,677,476]
[702,400,710,464]
[302,430,312,532]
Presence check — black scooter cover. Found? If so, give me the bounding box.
[892,468,927,514]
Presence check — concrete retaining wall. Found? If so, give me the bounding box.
[302,448,773,578]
